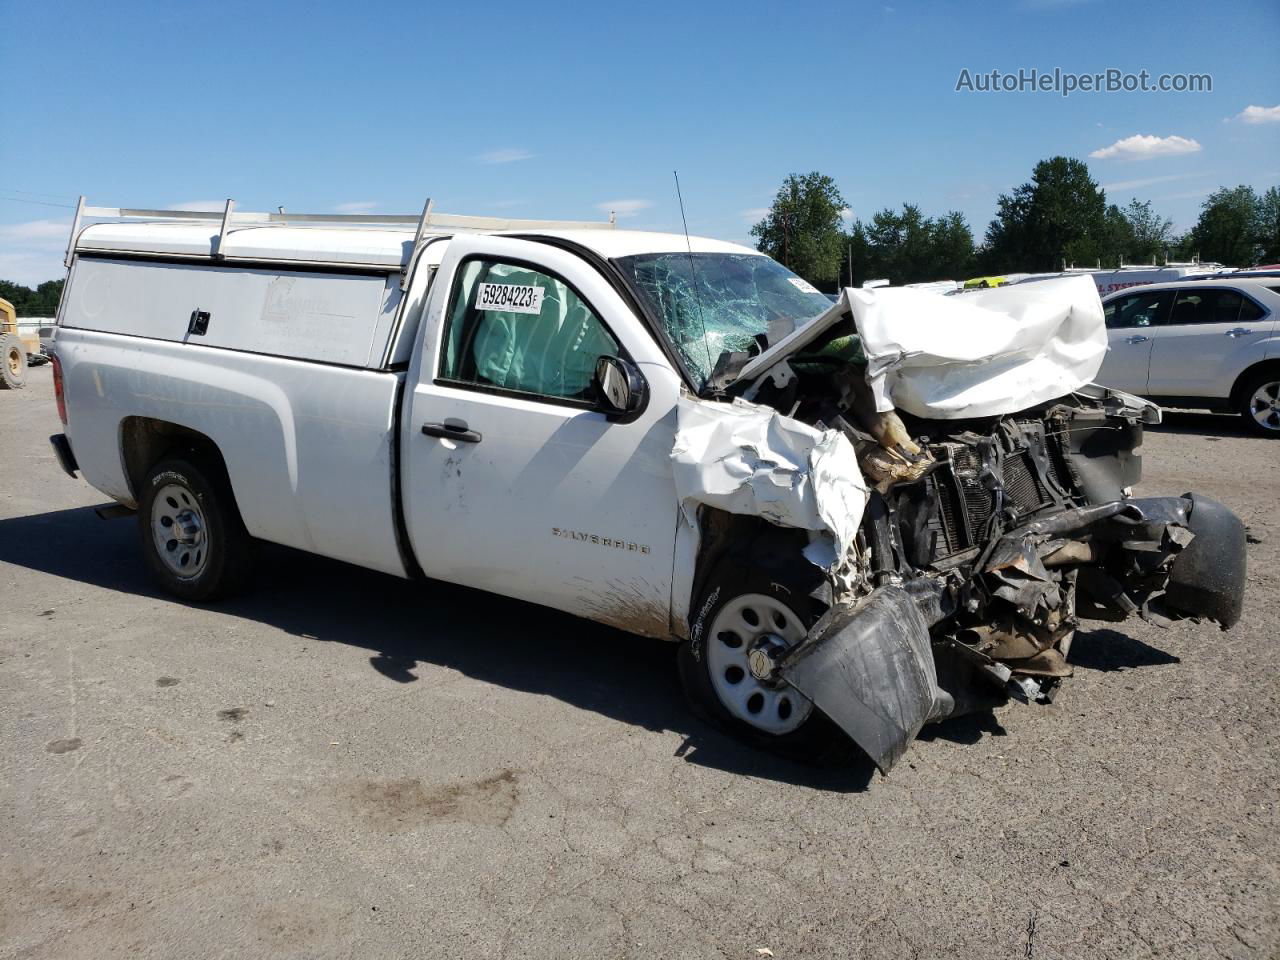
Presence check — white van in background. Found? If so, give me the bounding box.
[1016,263,1230,298]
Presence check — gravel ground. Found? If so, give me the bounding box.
[2,364,1277,960]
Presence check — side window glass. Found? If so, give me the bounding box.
[1238,296,1265,323]
[1210,290,1244,324]
[1106,290,1169,328]
[1169,291,1207,325]
[440,259,620,402]
[1170,289,1245,326]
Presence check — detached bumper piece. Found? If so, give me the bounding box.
[780,493,1246,774]
[49,433,79,478]
[778,582,950,774]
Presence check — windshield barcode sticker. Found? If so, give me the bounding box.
[788,277,820,294]
[477,283,544,314]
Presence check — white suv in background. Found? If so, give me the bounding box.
[1097,277,1280,436]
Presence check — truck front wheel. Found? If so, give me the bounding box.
[138,457,254,601]
[678,555,859,766]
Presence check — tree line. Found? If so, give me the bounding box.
[751,162,1280,290]
[1,278,64,317]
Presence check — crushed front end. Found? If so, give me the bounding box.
[686,277,1247,772]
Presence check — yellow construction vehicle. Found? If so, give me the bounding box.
[1,296,43,389]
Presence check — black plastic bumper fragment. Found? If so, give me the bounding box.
[1163,493,1247,630]
[49,433,78,478]
[778,585,940,774]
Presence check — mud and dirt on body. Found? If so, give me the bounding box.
[348,769,520,830]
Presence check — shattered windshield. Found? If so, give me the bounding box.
[615,253,834,391]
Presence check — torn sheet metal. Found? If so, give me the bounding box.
[848,275,1108,419]
[671,396,868,569]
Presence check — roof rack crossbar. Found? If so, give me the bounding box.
[67,197,616,273]
[75,202,616,232]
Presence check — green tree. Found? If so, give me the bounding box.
[1256,186,1280,263]
[0,278,64,317]
[847,204,974,284]
[984,157,1107,272]
[1099,203,1136,268]
[750,172,848,286]
[1120,199,1174,264]
[1187,186,1261,265]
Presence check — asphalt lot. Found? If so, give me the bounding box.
[2,363,1277,960]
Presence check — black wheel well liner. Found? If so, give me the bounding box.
[687,508,822,631]
[119,417,232,505]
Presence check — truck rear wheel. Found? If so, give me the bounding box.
[138,457,254,601]
[0,334,26,389]
[679,551,860,766]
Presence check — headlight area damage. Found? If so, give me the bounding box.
[674,276,1247,773]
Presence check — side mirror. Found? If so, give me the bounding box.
[594,355,648,422]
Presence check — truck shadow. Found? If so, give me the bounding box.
[1067,628,1180,671]
[0,504,873,792]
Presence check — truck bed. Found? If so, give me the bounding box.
[55,326,409,577]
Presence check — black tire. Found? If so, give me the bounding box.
[678,537,859,766]
[0,334,26,389]
[1236,369,1280,437]
[137,457,255,601]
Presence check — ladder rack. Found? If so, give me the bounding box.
[65,196,617,272]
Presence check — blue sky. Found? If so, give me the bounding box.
[2,0,1277,286]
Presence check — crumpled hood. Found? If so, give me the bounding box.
[738,275,1108,419]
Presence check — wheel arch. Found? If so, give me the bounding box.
[1229,359,1280,409]
[119,417,235,506]
[683,506,826,643]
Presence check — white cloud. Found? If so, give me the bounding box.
[334,201,378,214]
[0,250,66,288]
[1154,188,1215,202]
[740,207,770,221]
[1232,104,1280,125]
[167,200,226,212]
[596,199,652,218]
[1089,134,1202,160]
[1102,172,1197,191]
[0,218,72,243]
[476,148,533,165]
[0,218,72,286]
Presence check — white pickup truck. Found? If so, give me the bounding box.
[47,199,1247,772]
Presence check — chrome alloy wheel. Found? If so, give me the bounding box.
[150,483,209,579]
[706,593,814,735]
[1249,380,1280,432]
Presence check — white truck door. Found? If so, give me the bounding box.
[1146,287,1275,398]
[401,235,684,638]
[1096,287,1173,394]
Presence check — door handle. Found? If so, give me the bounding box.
[1124,335,1149,344]
[1225,327,1253,337]
[421,421,482,443]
